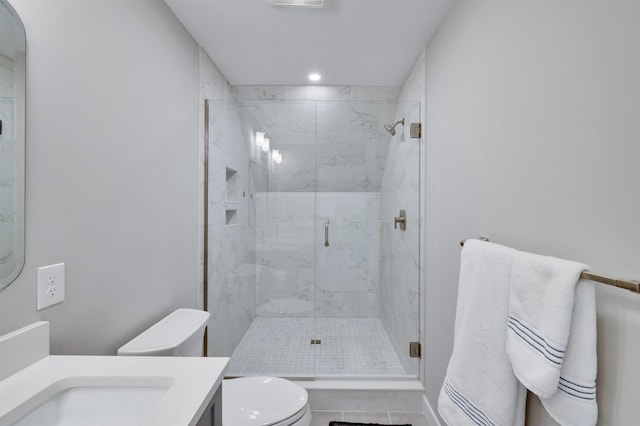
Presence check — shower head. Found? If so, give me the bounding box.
[384,118,405,136]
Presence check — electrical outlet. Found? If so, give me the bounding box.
[37,263,65,310]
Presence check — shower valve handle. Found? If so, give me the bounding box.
[394,210,407,231]
[324,220,330,247]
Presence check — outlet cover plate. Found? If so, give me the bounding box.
[37,263,65,310]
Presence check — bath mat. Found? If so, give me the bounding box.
[329,422,411,426]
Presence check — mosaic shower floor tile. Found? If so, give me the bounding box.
[227,317,406,377]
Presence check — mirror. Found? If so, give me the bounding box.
[0,0,25,290]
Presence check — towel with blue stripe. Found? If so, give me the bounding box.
[438,240,527,425]
[507,250,597,425]
[439,240,597,426]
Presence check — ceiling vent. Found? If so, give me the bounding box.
[268,0,327,8]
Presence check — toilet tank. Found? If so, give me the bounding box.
[117,309,210,357]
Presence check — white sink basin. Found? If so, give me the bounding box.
[6,377,171,426]
[0,323,229,426]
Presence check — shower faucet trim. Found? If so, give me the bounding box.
[394,210,407,231]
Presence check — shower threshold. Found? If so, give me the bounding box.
[296,378,425,412]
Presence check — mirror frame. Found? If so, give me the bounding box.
[0,0,26,290]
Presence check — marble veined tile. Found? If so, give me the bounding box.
[238,100,316,135]
[350,85,401,101]
[233,85,400,102]
[203,67,257,360]
[199,49,226,100]
[316,101,397,134]
[232,85,285,101]
[283,85,351,101]
[235,95,401,192]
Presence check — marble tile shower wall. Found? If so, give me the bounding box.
[315,101,397,192]
[236,98,397,193]
[255,192,314,315]
[255,192,380,317]
[236,86,400,320]
[207,100,257,358]
[232,85,400,102]
[200,52,257,358]
[316,193,381,317]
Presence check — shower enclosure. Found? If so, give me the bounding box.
[205,93,420,379]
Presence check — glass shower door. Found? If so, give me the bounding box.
[221,97,421,379]
[245,100,318,378]
[313,100,421,377]
[378,99,422,377]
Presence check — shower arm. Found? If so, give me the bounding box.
[384,118,405,136]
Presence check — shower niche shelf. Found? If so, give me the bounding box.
[225,167,238,202]
[225,167,239,227]
[225,209,238,227]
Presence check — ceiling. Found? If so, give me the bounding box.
[164,0,454,86]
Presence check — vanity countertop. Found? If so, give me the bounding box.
[0,355,229,426]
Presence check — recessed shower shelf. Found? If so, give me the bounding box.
[225,209,238,227]
[225,167,238,202]
[225,167,239,226]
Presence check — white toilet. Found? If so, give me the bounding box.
[117,309,311,426]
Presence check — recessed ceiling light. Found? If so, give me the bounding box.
[308,73,321,82]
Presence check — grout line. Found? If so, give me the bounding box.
[228,317,406,376]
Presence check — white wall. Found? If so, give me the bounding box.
[423,0,640,424]
[0,0,201,355]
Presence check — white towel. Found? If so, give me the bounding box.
[507,251,597,426]
[438,240,527,425]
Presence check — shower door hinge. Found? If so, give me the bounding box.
[409,341,421,358]
[410,122,421,139]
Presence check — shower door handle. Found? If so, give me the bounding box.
[324,220,330,247]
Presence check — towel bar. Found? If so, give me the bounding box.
[460,239,640,294]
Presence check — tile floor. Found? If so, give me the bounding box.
[310,411,428,426]
[227,317,407,377]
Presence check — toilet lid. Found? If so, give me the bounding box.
[223,377,309,426]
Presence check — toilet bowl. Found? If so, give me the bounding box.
[224,376,311,426]
[117,309,311,426]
